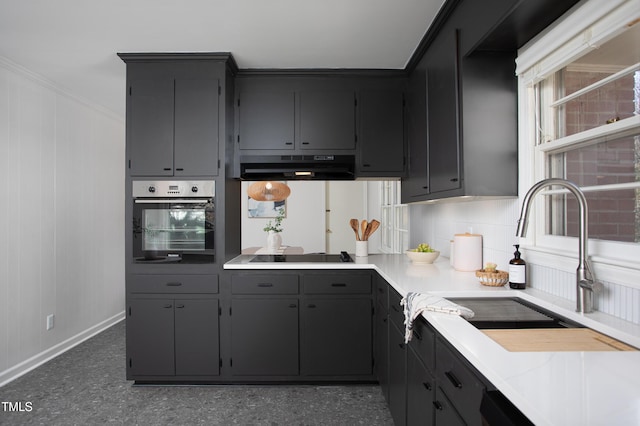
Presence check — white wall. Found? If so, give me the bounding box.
[410,198,640,325]
[0,57,125,385]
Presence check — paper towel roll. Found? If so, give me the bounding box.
[453,233,482,271]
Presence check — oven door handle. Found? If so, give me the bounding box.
[134,199,210,204]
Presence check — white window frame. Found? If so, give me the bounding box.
[379,180,409,254]
[516,0,640,288]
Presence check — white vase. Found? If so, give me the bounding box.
[267,231,282,252]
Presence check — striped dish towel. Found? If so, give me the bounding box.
[400,292,475,343]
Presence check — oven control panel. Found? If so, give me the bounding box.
[132,180,215,198]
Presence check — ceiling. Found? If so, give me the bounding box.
[0,0,446,117]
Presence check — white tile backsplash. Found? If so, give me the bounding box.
[410,198,640,325]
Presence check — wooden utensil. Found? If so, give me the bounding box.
[360,220,368,242]
[363,219,380,241]
[350,218,360,241]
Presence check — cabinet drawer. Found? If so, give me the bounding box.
[436,337,485,425]
[389,288,405,329]
[303,274,371,294]
[129,274,219,294]
[410,318,436,371]
[232,275,299,294]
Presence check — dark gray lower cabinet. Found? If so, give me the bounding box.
[230,298,299,376]
[376,301,390,401]
[127,298,220,378]
[388,322,407,426]
[407,346,436,426]
[301,298,372,376]
[434,387,466,425]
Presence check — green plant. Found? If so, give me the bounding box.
[263,207,285,233]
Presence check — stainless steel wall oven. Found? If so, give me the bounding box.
[132,180,215,264]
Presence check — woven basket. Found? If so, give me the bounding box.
[475,269,509,287]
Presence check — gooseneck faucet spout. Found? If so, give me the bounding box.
[516,178,595,313]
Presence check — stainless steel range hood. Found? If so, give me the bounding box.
[240,154,355,180]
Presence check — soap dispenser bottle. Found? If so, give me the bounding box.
[509,244,527,289]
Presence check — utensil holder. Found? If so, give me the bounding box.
[355,241,368,257]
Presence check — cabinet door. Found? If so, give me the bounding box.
[358,90,405,174]
[174,78,220,176]
[128,78,175,176]
[127,299,175,376]
[434,387,466,426]
[230,298,299,375]
[427,29,461,193]
[299,91,355,150]
[376,302,390,402]
[175,299,220,376]
[401,69,430,201]
[238,91,295,150]
[407,346,435,426]
[301,298,372,376]
[388,323,407,426]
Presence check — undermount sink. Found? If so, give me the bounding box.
[449,298,637,352]
[448,297,582,329]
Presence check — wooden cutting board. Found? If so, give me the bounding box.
[483,328,637,352]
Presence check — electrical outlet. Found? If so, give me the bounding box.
[46,314,55,330]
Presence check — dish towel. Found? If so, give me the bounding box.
[400,292,475,343]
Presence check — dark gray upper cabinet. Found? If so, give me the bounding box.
[426,29,461,194]
[173,78,220,176]
[120,55,226,177]
[236,85,355,152]
[237,90,295,150]
[128,77,175,176]
[358,90,406,176]
[402,1,519,203]
[299,91,355,150]
[128,75,220,177]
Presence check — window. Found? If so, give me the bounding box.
[517,0,640,270]
[380,180,409,253]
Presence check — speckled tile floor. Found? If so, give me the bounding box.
[0,321,393,425]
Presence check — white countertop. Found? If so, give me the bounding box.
[225,253,640,425]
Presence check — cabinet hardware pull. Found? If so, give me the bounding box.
[285,142,293,145]
[363,164,371,167]
[445,371,463,388]
[433,401,443,411]
[289,304,297,308]
[257,283,273,287]
[163,168,172,171]
[166,282,182,286]
[176,168,184,171]
[163,304,172,309]
[176,304,185,309]
[450,178,459,182]
[302,141,309,145]
[423,382,432,391]
[307,304,317,308]
[331,283,347,287]
[422,186,429,189]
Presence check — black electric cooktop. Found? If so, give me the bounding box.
[250,253,353,263]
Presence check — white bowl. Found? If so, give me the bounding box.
[405,250,440,264]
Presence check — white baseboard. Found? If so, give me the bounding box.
[0,311,125,387]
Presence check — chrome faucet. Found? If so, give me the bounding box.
[516,178,595,313]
